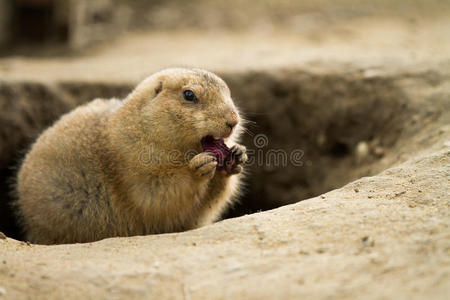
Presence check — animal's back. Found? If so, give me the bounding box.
[16,99,122,244]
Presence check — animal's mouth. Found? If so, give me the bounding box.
[200,135,235,171]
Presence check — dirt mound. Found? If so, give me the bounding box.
[1,135,449,299]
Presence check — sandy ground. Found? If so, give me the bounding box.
[1,17,450,83]
[0,11,449,300]
[0,137,449,299]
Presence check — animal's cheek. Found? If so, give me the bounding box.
[193,120,209,134]
[191,110,207,121]
[190,112,210,130]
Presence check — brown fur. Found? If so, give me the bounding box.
[16,68,246,244]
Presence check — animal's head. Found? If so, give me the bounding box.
[125,68,241,151]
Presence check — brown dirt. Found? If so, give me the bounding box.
[0,143,449,299]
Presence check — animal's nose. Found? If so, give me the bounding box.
[225,109,238,129]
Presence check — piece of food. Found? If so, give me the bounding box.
[201,135,235,172]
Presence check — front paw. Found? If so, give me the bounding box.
[189,152,217,179]
[225,144,247,175]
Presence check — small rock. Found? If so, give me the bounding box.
[361,236,375,247]
[373,146,385,157]
[395,191,406,197]
[0,287,5,296]
[354,188,359,193]
[356,141,369,164]
[316,248,327,254]
[227,265,242,273]
[363,68,382,78]
[426,108,436,116]
[0,232,6,239]
[317,133,326,146]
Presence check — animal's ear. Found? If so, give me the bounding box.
[124,76,164,103]
[154,81,163,98]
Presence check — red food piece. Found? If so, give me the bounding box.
[201,136,235,172]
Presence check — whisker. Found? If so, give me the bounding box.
[241,122,258,130]
[239,117,257,125]
[242,128,255,137]
[241,119,257,125]
[239,110,270,116]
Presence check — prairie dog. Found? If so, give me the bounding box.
[16,68,247,244]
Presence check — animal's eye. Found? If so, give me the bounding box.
[183,90,197,102]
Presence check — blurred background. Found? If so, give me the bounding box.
[1,0,449,58]
[0,0,449,239]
